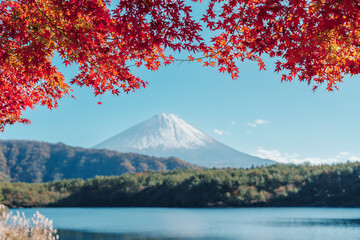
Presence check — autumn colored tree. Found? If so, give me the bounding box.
[1,0,359,131]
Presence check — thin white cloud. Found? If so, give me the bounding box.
[255,147,360,165]
[231,121,236,126]
[247,119,268,128]
[214,129,224,135]
[213,129,231,136]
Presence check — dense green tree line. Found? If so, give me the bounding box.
[1,162,360,208]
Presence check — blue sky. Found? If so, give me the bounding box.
[2,53,360,165]
[2,2,360,164]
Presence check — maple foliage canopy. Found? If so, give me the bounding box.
[1,0,360,131]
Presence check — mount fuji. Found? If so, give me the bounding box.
[94,113,275,168]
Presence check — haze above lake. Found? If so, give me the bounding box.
[13,207,360,240]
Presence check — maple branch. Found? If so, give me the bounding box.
[33,0,73,44]
[228,0,250,43]
[34,0,112,83]
[173,0,250,63]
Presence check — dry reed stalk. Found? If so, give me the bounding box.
[0,204,59,240]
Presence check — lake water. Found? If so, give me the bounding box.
[11,208,360,240]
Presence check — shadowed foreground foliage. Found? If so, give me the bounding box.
[1,162,360,208]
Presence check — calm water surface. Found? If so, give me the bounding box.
[12,208,360,240]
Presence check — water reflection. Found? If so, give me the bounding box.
[15,208,360,240]
[58,230,223,240]
[269,218,360,228]
[58,218,360,240]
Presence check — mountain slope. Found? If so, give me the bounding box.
[0,140,198,183]
[94,113,275,168]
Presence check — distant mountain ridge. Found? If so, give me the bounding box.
[0,140,198,183]
[94,113,275,168]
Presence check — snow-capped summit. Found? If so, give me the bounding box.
[94,114,275,168]
[95,113,213,151]
[133,113,213,150]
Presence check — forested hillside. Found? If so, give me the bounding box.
[0,140,198,182]
[1,162,360,208]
